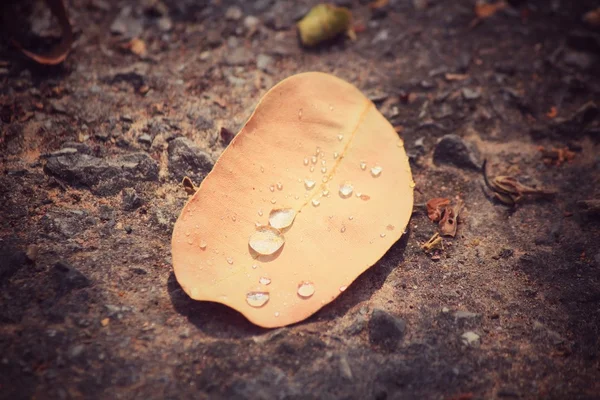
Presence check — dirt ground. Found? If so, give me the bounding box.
[1,0,600,398]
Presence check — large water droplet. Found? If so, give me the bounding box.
[339,182,353,198]
[246,291,269,307]
[200,240,207,250]
[297,281,315,298]
[259,277,271,285]
[311,199,320,207]
[304,179,316,190]
[248,226,285,255]
[268,208,296,230]
[370,165,383,177]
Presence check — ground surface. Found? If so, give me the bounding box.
[1,0,600,399]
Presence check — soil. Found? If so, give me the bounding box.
[1,0,600,399]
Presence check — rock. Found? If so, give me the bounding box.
[41,208,94,238]
[345,315,367,336]
[138,134,152,145]
[0,246,29,282]
[167,137,214,182]
[225,6,243,21]
[68,344,85,359]
[368,309,406,350]
[454,310,480,320]
[224,47,255,66]
[157,16,173,32]
[462,87,481,100]
[44,152,159,196]
[256,54,273,72]
[433,134,481,170]
[52,261,91,295]
[244,15,261,31]
[122,188,143,211]
[461,331,480,347]
[339,354,353,380]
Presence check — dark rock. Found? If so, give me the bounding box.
[122,188,143,211]
[368,309,406,350]
[0,246,29,283]
[345,315,367,336]
[41,208,94,238]
[52,261,91,295]
[433,134,481,170]
[44,152,159,196]
[167,137,214,182]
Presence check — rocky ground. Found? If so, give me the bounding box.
[1,0,600,399]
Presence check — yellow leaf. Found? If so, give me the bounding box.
[171,72,414,328]
[297,4,353,47]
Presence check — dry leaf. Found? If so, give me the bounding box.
[426,198,450,222]
[14,0,73,65]
[181,177,197,196]
[297,4,353,47]
[171,72,414,328]
[546,106,558,119]
[439,199,463,237]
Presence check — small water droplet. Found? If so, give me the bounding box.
[310,166,315,172]
[200,240,207,250]
[337,134,343,141]
[311,156,317,164]
[259,277,271,285]
[246,291,269,308]
[315,147,321,155]
[294,195,299,200]
[248,226,285,255]
[339,182,353,198]
[227,257,234,264]
[329,104,334,111]
[298,108,303,119]
[409,181,416,188]
[270,198,277,204]
[260,166,264,173]
[231,215,236,221]
[304,179,316,190]
[339,285,347,292]
[297,281,315,298]
[269,185,275,192]
[333,152,339,159]
[360,161,367,170]
[370,165,383,177]
[340,225,346,233]
[348,216,354,220]
[255,221,262,228]
[185,231,190,236]
[322,189,330,196]
[397,140,404,147]
[387,224,395,231]
[321,160,326,166]
[321,167,327,173]
[274,312,280,317]
[258,209,263,216]
[303,157,309,166]
[187,239,193,244]
[322,176,328,183]
[252,264,258,269]
[276,182,283,190]
[380,233,386,238]
[311,199,320,207]
[268,208,296,230]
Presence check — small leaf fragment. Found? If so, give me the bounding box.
[426,198,450,222]
[439,199,463,237]
[297,4,353,47]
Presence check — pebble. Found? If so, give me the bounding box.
[462,87,481,100]
[167,137,214,182]
[157,16,173,32]
[52,261,91,294]
[244,15,261,31]
[461,331,480,347]
[432,134,482,170]
[368,309,406,350]
[454,310,480,320]
[137,133,152,145]
[225,6,243,21]
[344,315,366,336]
[256,54,273,73]
[339,355,353,380]
[122,188,143,211]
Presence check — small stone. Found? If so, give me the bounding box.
[345,315,366,336]
[462,87,481,100]
[25,245,39,262]
[167,137,214,182]
[339,355,353,380]
[225,6,243,21]
[101,318,110,327]
[244,15,261,31]
[224,47,255,66]
[461,331,480,347]
[122,188,143,211]
[256,54,273,73]
[137,133,152,145]
[454,310,480,320]
[124,225,133,234]
[157,16,173,32]
[68,344,85,359]
[368,309,406,350]
[441,307,449,313]
[433,134,481,170]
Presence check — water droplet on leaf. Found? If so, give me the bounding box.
[339,182,353,198]
[259,277,271,285]
[311,156,317,164]
[276,182,283,190]
[268,208,297,230]
[370,165,382,177]
[303,157,309,166]
[269,185,275,192]
[304,179,316,190]
[246,291,269,307]
[227,257,234,264]
[337,134,343,141]
[312,199,320,207]
[380,233,386,238]
[248,226,285,255]
[297,281,315,298]
[200,240,207,250]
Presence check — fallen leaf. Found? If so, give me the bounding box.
[297,4,353,47]
[426,198,450,222]
[171,72,414,328]
[13,0,73,65]
[546,106,558,119]
[474,1,507,19]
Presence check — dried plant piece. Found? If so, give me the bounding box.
[439,199,463,237]
[546,106,558,119]
[426,198,450,222]
[124,38,146,56]
[482,160,557,206]
[171,72,414,328]
[421,232,443,253]
[181,177,197,196]
[297,4,353,47]
[583,8,600,28]
[13,0,73,65]
[538,146,576,167]
[474,1,507,18]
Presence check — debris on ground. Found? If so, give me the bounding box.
[297,4,354,47]
[538,146,576,166]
